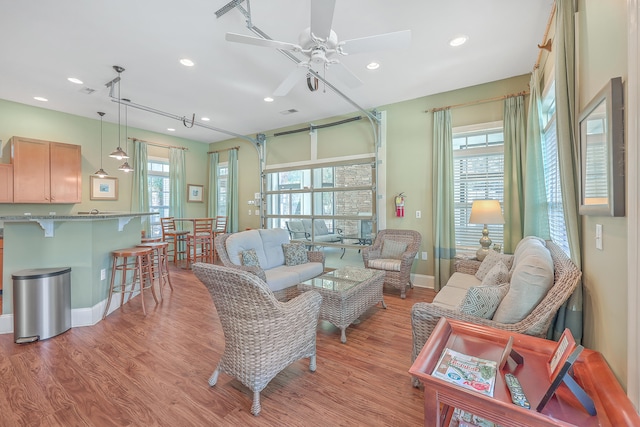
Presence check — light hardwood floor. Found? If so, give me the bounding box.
[0,263,435,426]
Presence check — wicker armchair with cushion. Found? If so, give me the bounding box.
[410,239,582,387]
[192,262,322,416]
[362,229,422,299]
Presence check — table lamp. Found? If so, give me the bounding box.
[469,199,505,261]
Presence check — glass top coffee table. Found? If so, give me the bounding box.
[298,266,386,343]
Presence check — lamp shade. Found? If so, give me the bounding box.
[469,200,505,225]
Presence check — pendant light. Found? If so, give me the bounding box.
[94,112,109,177]
[109,65,129,160]
[118,104,134,173]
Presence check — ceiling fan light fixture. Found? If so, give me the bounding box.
[449,35,468,47]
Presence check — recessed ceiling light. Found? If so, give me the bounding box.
[34,96,48,102]
[201,117,210,121]
[67,77,83,84]
[264,97,274,102]
[167,128,176,132]
[180,58,195,67]
[366,62,380,70]
[449,35,468,47]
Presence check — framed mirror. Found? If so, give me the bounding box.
[578,77,625,216]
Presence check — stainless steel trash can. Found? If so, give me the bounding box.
[12,267,71,343]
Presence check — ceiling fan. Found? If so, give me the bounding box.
[225,0,411,96]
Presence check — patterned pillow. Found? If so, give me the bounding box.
[459,283,510,319]
[480,262,510,287]
[241,249,260,267]
[381,239,408,259]
[475,250,514,281]
[282,242,308,266]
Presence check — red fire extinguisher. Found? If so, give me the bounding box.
[395,193,405,217]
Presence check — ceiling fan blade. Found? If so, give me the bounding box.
[225,32,300,51]
[340,30,411,55]
[331,62,363,89]
[274,66,309,97]
[310,0,336,40]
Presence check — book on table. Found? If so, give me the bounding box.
[431,348,497,397]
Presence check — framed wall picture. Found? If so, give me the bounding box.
[187,184,204,202]
[90,176,118,200]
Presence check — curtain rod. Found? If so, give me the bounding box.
[208,146,240,154]
[424,91,529,113]
[535,2,556,70]
[129,137,188,151]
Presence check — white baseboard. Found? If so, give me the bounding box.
[0,292,139,335]
[411,273,434,289]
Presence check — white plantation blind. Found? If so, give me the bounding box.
[542,82,570,257]
[453,126,505,251]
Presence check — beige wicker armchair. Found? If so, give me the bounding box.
[192,263,322,416]
[362,229,422,299]
[410,240,582,386]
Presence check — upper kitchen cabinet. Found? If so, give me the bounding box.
[8,137,82,203]
[0,164,13,202]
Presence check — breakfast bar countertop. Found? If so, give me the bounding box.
[0,211,155,220]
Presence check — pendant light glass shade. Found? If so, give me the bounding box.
[94,112,109,177]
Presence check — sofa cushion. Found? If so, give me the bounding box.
[258,228,289,269]
[459,283,510,319]
[475,250,514,281]
[493,244,554,323]
[265,262,324,292]
[368,258,401,272]
[282,242,308,266]
[241,249,260,267]
[381,239,408,259]
[510,236,546,275]
[432,272,481,310]
[225,229,269,267]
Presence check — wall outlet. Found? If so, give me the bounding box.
[248,209,252,215]
[100,269,106,280]
[255,209,260,216]
[421,251,428,260]
[415,210,421,219]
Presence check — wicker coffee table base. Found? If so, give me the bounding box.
[299,269,386,343]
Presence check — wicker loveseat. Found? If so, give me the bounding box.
[192,263,322,416]
[215,228,325,300]
[411,239,581,386]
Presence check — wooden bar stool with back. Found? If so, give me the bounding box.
[161,217,189,266]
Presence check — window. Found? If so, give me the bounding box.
[541,81,570,256]
[217,164,228,216]
[148,159,170,237]
[453,124,505,252]
[264,160,376,244]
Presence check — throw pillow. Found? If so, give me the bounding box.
[480,262,510,287]
[459,283,510,319]
[381,239,408,259]
[241,249,260,267]
[282,242,308,266]
[475,250,513,281]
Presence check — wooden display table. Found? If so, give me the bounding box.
[409,318,640,426]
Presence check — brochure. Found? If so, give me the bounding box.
[432,348,497,397]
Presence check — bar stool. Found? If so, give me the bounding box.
[161,217,188,266]
[137,240,173,299]
[102,247,158,319]
[141,236,162,243]
[187,218,214,268]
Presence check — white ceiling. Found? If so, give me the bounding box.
[0,0,554,144]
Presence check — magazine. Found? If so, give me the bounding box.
[449,408,502,427]
[432,348,497,397]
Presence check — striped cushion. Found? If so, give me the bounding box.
[381,240,408,259]
[368,258,401,272]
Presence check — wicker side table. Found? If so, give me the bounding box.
[298,266,386,343]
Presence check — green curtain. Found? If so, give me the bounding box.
[502,95,526,253]
[169,147,185,220]
[553,0,583,343]
[208,152,219,218]
[131,140,150,236]
[432,109,456,291]
[523,69,551,239]
[227,148,239,233]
